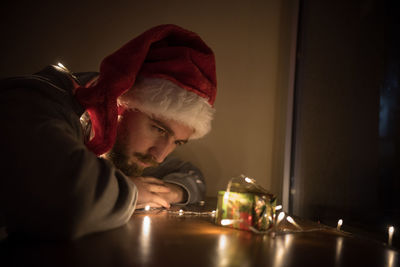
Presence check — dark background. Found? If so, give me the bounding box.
[291,0,400,248]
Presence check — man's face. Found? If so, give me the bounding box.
[106,109,194,177]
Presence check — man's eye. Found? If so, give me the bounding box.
[175,141,184,146]
[175,140,187,146]
[152,125,167,135]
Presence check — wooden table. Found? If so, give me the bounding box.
[1,199,399,267]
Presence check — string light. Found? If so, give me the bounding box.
[244,177,253,183]
[277,212,285,225]
[221,219,235,226]
[223,191,230,201]
[286,216,295,224]
[141,204,396,244]
[286,216,302,230]
[142,173,398,242]
[57,62,66,69]
[337,219,343,231]
[165,209,215,217]
[388,226,394,246]
[167,205,397,244]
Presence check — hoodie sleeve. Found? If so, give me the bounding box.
[0,81,137,240]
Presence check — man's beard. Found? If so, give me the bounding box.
[106,142,159,177]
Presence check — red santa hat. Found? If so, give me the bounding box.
[75,24,217,155]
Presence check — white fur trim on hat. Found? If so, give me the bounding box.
[118,77,215,139]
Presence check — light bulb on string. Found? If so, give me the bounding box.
[286,216,302,230]
[388,226,394,246]
[337,219,343,231]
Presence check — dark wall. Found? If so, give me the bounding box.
[291,0,399,245]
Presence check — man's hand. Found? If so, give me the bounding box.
[130,177,187,209]
[158,183,187,204]
[130,177,171,209]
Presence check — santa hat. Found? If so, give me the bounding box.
[75,24,217,155]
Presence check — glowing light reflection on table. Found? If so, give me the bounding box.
[139,216,151,263]
[387,249,397,267]
[335,237,343,266]
[217,235,229,267]
[272,234,293,267]
[215,234,252,267]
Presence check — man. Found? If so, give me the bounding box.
[0,24,217,240]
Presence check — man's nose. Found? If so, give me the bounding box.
[148,138,175,163]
